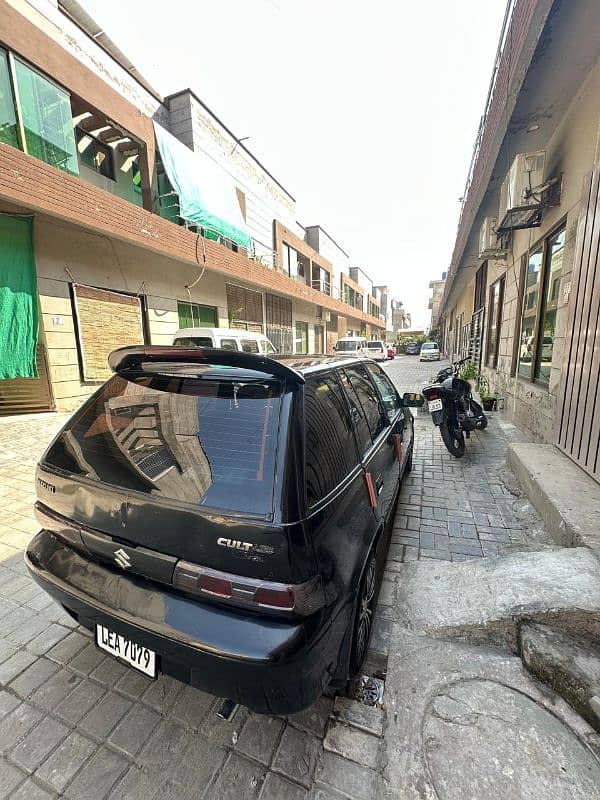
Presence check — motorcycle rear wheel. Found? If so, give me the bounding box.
[440,421,465,457]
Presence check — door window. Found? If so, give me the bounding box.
[305,375,359,506]
[219,338,238,350]
[364,363,401,421]
[240,339,259,353]
[343,366,387,442]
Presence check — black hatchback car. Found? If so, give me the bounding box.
[26,347,417,713]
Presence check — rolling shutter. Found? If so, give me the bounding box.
[0,343,53,415]
[226,283,263,332]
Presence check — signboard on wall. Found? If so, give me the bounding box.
[72,284,145,381]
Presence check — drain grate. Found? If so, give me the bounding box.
[348,674,385,707]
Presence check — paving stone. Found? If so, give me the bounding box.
[26,624,70,656]
[259,772,307,800]
[332,696,384,736]
[171,736,227,788]
[200,702,249,747]
[46,630,89,665]
[9,658,58,699]
[448,540,484,556]
[0,759,25,798]
[55,679,106,724]
[64,746,128,800]
[108,766,161,800]
[0,691,19,720]
[29,668,81,712]
[314,751,379,800]
[114,667,153,700]
[171,685,214,729]
[140,674,184,714]
[89,655,129,686]
[0,703,43,756]
[236,714,285,765]
[10,715,69,773]
[323,719,379,769]
[419,548,450,561]
[78,692,132,740]
[210,753,265,800]
[9,777,54,800]
[272,726,320,788]
[108,703,160,757]
[0,650,36,686]
[370,615,392,655]
[34,730,96,793]
[287,695,333,737]
[138,719,188,771]
[68,643,106,676]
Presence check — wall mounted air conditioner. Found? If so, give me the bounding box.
[498,151,545,232]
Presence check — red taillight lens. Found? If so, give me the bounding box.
[199,574,233,598]
[173,561,325,616]
[425,390,439,400]
[254,586,294,610]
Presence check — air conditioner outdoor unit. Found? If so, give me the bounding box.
[479,216,499,258]
[498,151,545,232]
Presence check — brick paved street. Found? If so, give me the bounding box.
[0,357,551,799]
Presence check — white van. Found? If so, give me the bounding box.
[173,327,277,354]
[333,336,368,357]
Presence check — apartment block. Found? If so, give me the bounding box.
[0,0,384,415]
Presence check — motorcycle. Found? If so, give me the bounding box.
[422,357,488,457]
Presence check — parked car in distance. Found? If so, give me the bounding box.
[405,341,421,355]
[173,327,276,354]
[26,347,421,714]
[386,343,396,359]
[420,342,441,361]
[366,340,388,361]
[333,336,368,357]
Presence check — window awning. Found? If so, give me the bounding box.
[153,122,251,249]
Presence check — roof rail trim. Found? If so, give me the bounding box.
[108,346,306,383]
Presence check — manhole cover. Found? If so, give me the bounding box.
[348,674,385,706]
[424,679,600,800]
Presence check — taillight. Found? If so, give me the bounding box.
[173,561,324,616]
[35,503,86,551]
[425,390,439,400]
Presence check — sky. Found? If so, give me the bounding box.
[81,0,506,328]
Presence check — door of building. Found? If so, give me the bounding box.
[0,342,54,416]
[557,165,600,482]
[314,324,324,354]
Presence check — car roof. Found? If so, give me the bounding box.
[175,327,269,339]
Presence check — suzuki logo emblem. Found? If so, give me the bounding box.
[114,548,131,569]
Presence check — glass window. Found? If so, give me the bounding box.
[177,301,217,328]
[364,363,401,421]
[518,245,543,377]
[76,128,114,180]
[14,58,78,175]
[486,277,505,369]
[44,371,282,517]
[219,338,238,350]
[535,228,565,383]
[305,375,358,506]
[295,321,308,354]
[340,366,387,455]
[174,336,212,347]
[260,340,276,354]
[0,50,18,148]
[241,339,259,353]
[338,369,371,455]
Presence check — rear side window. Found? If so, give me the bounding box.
[174,337,213,347]
[304,375,358,506]
[341,366,387,448]
[241,339,259,353]
[219,338,238,350]
[367,341,383,349]
[44,372,282,517]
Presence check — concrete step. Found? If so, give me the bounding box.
[396,547,600,651]
[520,621,600,732]
[508,442,600,559]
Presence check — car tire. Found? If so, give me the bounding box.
[349,551,377,675]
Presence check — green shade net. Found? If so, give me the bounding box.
[14,59,78,176]
[0,216,39,379]
[153,122,250,249]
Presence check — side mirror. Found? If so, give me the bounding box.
[402,392,424,408]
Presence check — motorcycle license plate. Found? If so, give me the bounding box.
[428,399,443,412]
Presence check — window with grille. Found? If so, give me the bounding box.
[226,283,264,331]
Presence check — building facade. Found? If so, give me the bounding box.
[436,0,600,482]
[428,273,446,334]
[0,0,384,415]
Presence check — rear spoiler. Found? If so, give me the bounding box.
[108,346,306,384]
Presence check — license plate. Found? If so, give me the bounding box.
[95,624,157,678]
[428,399,443,412]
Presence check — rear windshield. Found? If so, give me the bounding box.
[421,343,436,349]
[336,340,359,352]
[367,342,383,349]
[174,337,212,347]
[44,371,282,517]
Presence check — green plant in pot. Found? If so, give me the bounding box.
[477,374,496,411]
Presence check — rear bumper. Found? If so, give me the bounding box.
[25,531,337,714]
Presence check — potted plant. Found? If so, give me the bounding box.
[477,374,496,411]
